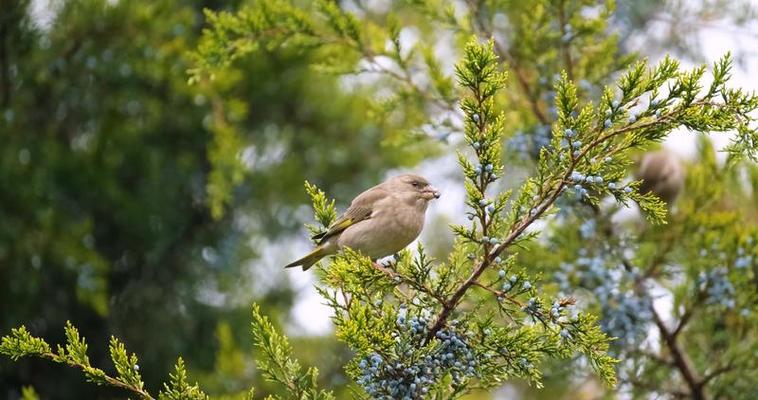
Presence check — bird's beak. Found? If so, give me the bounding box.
[424,186,441,200]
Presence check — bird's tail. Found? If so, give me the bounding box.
[283,246,329,271]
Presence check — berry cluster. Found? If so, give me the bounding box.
[559,128,585,158]
[471,198,496,219]
[549,299,570,320]
[600,99,630,129]
[698,267,736,309]
[569,170,600,199]
[557,253,652,349]
[481,235,500,246]
[356,312,478,399]
[522,297,541,318]
[496,271,526,294]
[472,163,496,180]
[734,246,753,269]
[567,169,630,200]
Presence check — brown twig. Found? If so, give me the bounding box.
[471,280,523,307]
[651,307,706,400]
[426,155,573,338]
[426,95,666,337]
[369,261,446,304]
[672,306,693,338]
[359,53,458,114]
[699,362,734,388]
[424,97,722,338]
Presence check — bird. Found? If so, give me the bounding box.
[284,173,441,271]
[636,150,685,205]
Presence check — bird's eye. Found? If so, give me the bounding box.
[412,182,420,187]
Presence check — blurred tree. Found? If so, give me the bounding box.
[0,0,426,398]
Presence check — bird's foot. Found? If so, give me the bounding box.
[379,259,394,268]
[377,254,400,268]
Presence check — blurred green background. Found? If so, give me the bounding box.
[1,0,755,399]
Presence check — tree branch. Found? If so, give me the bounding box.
[672,306,693,338]
[37,352,155,400]
[699,362,734,388]
[651,306,707,400]
[471,280,523,307]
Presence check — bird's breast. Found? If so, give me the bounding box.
[338,204,425,259]
[387,205,424,239]
[379,205,425,254]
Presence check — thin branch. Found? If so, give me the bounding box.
[699,362,734,388]
[672,306,693,338]
[424,95,731,338]
[651,306,706,400]
[37,352,155,400]
[629,348,674,367]
[359,53,458,114]
[471,280,523,307]
[426,149,572,338]
[369,261,446,304]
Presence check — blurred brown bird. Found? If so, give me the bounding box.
[636,150,685,205]
[284,174,441,271]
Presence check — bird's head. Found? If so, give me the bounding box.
[387,174,441,202]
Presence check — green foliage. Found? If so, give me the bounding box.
[1,322,150,398]
[19,386,39,400]
[519,135,758,398]
[110,336,145,391]
[191,0,461,150]
[0,326,51,361]
[159,358,210,400]
[250,304,334,400]
[304,181,337,236]
[1,306,330,400]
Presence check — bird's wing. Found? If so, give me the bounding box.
[311,187,389,245]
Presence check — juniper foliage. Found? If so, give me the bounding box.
[0,306,326,400]
[538,136,758,399]
[305,37,756,398]
[3,0,758,399]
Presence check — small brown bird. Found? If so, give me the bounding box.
[284,174,441,271]
[636,150,685,205]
